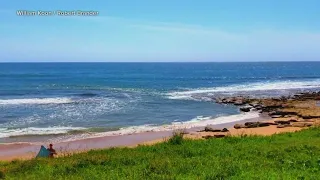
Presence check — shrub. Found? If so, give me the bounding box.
[168,131,184,145]
[0,171,5,179]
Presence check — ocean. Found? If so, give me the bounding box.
[1,62,320,143]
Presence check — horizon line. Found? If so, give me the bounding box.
[0,60,320,63]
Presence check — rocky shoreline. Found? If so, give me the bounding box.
[196,91,320,137]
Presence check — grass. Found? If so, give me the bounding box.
[1,128,320,180]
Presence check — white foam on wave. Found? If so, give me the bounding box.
[0,127,86,138]
[167,79,320,100]
[47,112,260,143]
[112,112,259,134]
[0,98,73,105]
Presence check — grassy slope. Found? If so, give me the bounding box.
[1,128,320,180]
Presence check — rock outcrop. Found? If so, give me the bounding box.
[200,126,229,132]
[234,124,245,129]
[240,106,252,112]
[291,122,313,127]
[214,91,320,130]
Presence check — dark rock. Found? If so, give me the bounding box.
[214,134,226,138]
[291,122,313,127]
[244,122,260,128]
[202,135,214,139]
[271,98,282,101]
[250,108,259,112]
[261,105,283,112]
[258,122,271,127]
[202,135,226,139]
[240,106,251,112]
[294,93,305,97]
[300,115,320,119]
[269,111,298,117]
[283,111,299,116]
[234,124,245,129]
[274,120,291,125]
[244,122,271,128]
[274,119,298,124]
[254,105,263,110]
[244,122,257,126]
[222,97,235,104]
[288,119,298,123]
[291,92,320,100]
[221,128,229,132]
[204,126,221,132]
[203,127,229,132]
[264,122,278,126]
[269,111,283,116]
[249,102,259,107]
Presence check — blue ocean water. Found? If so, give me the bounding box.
[1,62,320,140]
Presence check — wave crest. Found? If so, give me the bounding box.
[0,127,86,138]
[0,98,74,105]
[167,80,320,100]
[46,112,260,143]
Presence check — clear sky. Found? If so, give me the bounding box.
[0,0,320,62]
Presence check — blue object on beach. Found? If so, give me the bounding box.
[36,145,50,158]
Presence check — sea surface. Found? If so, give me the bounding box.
[1,62,320,143]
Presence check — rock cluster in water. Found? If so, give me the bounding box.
[215,91,320,117]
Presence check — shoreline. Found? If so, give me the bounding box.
[0,111,262,144]
[1,91,320,161]
[0,114,268,161]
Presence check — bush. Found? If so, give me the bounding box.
[0,171,5,179]
[167,131,184,145]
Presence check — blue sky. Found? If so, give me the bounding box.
[0,0,320,62]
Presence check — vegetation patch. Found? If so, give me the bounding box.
[1,128,320,179]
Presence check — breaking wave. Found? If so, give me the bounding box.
[45,112,260,143]
[167,79,320,100]
[0,98,74,105]
[0,127,86,138]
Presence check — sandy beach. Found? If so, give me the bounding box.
[139,117,313,145]
[0,115,264,161]
[0,116,313,161]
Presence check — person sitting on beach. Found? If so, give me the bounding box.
[47,144,57,158]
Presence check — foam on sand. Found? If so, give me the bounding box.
[0,127,86,138]
[114,111,260,134]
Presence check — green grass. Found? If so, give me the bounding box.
[1,128,320,180]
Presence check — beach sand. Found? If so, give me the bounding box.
[139,117,309,146]
[0,115,311,161]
